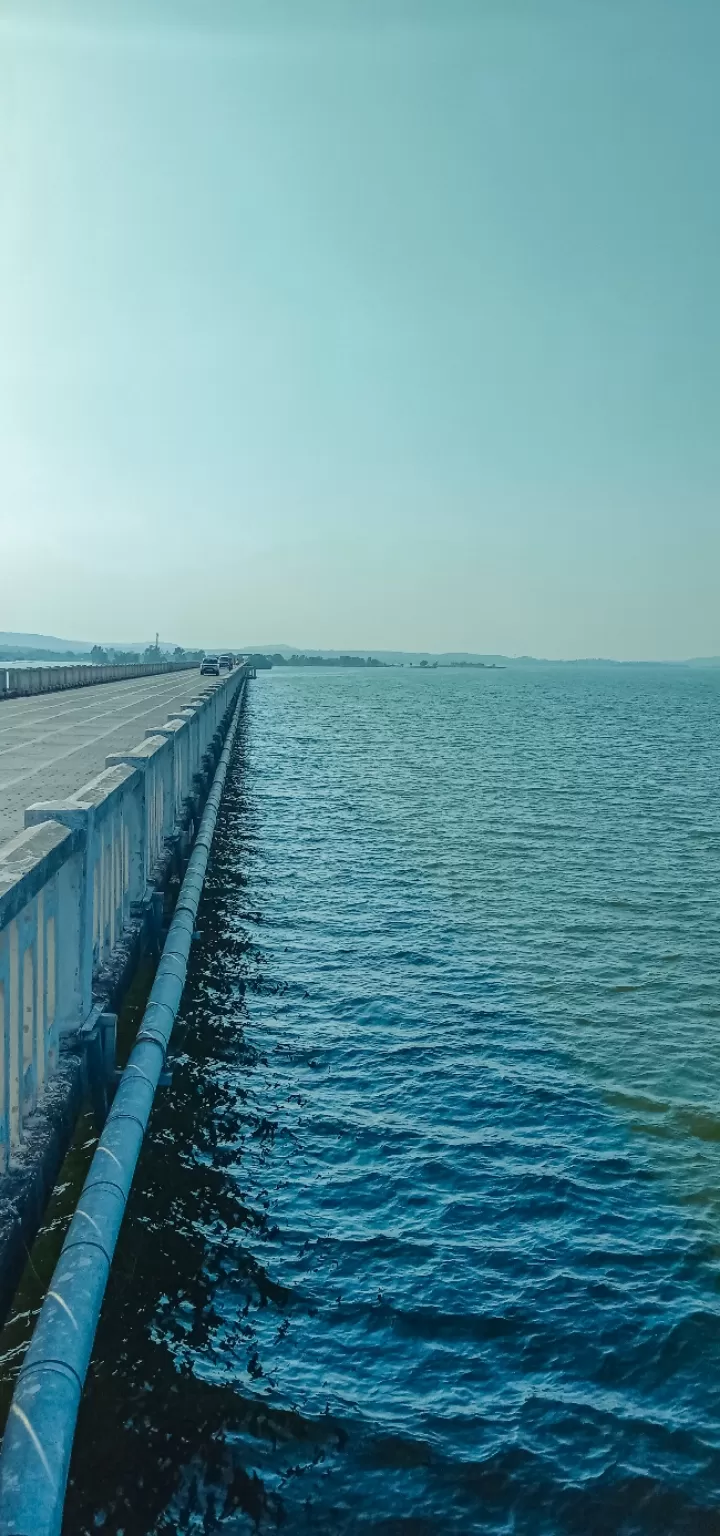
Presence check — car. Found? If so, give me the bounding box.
[200,655,220,676]
[218,652,234,671]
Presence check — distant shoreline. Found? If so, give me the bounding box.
[249,653,505,670]
[0,635,717,669]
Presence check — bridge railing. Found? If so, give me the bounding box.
[0,668,247,1171]
[0,820,84,1164]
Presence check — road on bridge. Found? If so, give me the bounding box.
[0,670,206,847]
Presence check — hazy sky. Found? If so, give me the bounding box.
[1,1,718,657]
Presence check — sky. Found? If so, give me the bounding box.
[0,0,718,659]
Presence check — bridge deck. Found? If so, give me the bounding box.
[0,669,205,847]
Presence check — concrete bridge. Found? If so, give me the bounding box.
[0,660,255,1531]
[0,663,249,1321]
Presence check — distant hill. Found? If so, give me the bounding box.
[0,632,183,658]
[0,631,93,654]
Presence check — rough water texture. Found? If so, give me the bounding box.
[60,665,720,1533]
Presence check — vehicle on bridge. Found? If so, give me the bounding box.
[200,654,220,676]
[219,652,235,671]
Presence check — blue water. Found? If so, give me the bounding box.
[64,664,720,1533]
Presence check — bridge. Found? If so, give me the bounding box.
[0,662,249,1298]
[0,658,253,1532]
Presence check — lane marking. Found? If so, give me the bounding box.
[0,673,199,734]
[0,680,202,793]
[0,676,200,761]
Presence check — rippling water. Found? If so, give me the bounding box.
[62,664,720,1533]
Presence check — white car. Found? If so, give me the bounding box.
[200,655,220,676]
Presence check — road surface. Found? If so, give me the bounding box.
[0,670,205,847]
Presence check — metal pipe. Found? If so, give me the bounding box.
[0,678,247,1536]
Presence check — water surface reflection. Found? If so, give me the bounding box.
[56,667,720,1532]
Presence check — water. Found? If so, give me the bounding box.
[52,665,720,1530]
[1,658,93,667]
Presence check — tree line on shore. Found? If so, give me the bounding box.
[0,643,205,666]
[248,653,387,669]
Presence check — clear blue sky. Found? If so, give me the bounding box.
[1,0,718,657]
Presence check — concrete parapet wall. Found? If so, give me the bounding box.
[0,666,247,1176]
[0,822,82,1163]
[0,658,197,701]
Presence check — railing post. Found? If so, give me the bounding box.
[25,804,95,1027]
[142,722,187,836]
[105,737,171,892]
